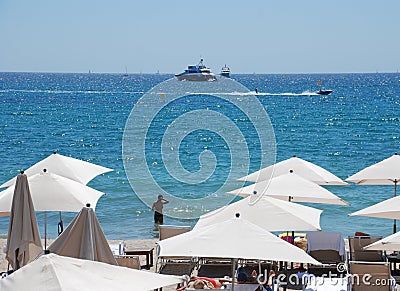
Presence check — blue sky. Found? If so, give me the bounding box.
[1,0,399,73]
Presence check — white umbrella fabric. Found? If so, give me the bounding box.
[239,155,348,185]
[347,153,400,232]
[363,231,400,252]
[193,195,322,231]
[5,173,43,270]
[160,215,320,291]
[349,196,400,220]
[48,206,116,265]
[229,172,349,205]
[0,152,112,188]
[0,170,105,249]
[346,153,400,186]
[159,215,320,265]
[0,170,105,213]
[0,254,182,291]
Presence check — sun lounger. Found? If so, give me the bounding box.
[115,255,141,269]
[306,232,346,277]
[157,228,194,277]
[307,232,346,259]
[350,261,394,291]
[309,249,343,264]
[197,264,233,278]
[348,236,383,262]
[159,225,191,240]
[243,262,273,278]
[307,250,344,276]
[197,258,234,278]
[158,258,195,276]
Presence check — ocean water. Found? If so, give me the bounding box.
[0,72,399,240]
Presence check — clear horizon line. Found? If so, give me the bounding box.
[0,70,399,75]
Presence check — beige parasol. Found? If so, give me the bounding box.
[5,173,43,270]
[48,205,116,265]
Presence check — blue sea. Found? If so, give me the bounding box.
[0,72,399,240]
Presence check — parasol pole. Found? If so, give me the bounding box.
[288,193,295,245]
[231,258,236,291]
[231,213,243,291]
[42,168,48,249]
[44,211,47,250]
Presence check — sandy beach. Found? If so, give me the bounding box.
[0,235,159,273]
[0,235,183,291]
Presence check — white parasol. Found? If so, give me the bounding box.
[0,169,105,248]
[347,153,400,232]
[0,152,112,188]
[239,155,348,185]
[194,195,322,231]
[363,231,400,252]
[0,254,182,291]
[229,172,349,205]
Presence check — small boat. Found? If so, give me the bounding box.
[122,66,129,77]
[220,65,230,78]
[175,59,217,82]
[316,89,333,95]
[315,80,333,95]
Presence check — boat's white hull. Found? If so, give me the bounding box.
[220,71,230,78]
[175,73,217,82]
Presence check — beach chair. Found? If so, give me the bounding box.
[115,255,141,269]
[306,232,346,277]
[243,261,273,278]
[348,236,384,262]
[197,258,234,278]
[275,268,307,290]
[157,226,194,277]
[110,241,141,269]
[158,225,191,240]
[350,261,394,291]
[158,257,195,276]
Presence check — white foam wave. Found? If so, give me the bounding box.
[152,91,321,97]
[0,88,321,97]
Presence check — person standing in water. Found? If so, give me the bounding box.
[152,194,169,224]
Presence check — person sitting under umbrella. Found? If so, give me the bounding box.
[237,266,258,283]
